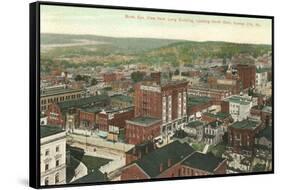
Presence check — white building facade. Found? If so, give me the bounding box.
[40,126,66,186]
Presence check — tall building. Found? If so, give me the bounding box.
[40,125,66,186]
[134,81,188,137]
[237,64,256,89]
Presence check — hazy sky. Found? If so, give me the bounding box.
[41,5,272,44]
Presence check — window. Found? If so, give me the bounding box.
[55,173,60,184]
[45,149,49,156]
[56,145,60,152]
[44,177,49,185]
[45,164,49,171]
[56,159,60,167]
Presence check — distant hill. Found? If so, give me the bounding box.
[41,33,181,54]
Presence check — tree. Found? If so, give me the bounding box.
[91,78,98,86]
[131,71,145,83]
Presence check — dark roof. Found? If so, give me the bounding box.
[135,141,195,177]
[205,120,223,128]
[110,94,133,103]
[230,120,258,130]
[183,152,225,173]
[188,96,211,107]
[204,112,230,120]
[71,170,106,184]
[126,116,161,127]
[58,95,110,111]
[186,121,203,128]
[256,126,272,141]
[40,125,64,138]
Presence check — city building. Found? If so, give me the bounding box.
[188,86,231,101]
[40,86,83,112]
[96,106,135,132]
[222,95,253,121]
[120,141,226,180]
[236,64,256,89]
[110,94,133,108]
[134,81,188,138]
[256,67,269,87]
[228,119,261,154]
[125,116,161,145]
[254,126,272,161]
[40,125,66,186]
[204,120,224,145]
[187,96,213,121]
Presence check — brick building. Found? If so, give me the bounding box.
[228,119,261,153]
[125,116,161,145]
[134,81,188,137]
[97,107,135,132]
[237,64,256,89]
[188,86,231,101]
[120,141,226,180]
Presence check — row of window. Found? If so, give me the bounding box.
[44,172,60,185]
[44,159,61,171]
[45,145,60,156]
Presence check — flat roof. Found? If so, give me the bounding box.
[110,94,133,103]
[40,125,64,138]
[226,95,251,105]
[188,96,211,107]
[204,112,230,119]
[186,121,204,128]
[127,116,161,127]
[183,152,225,173]
[230,120,258,130]
[41,87,82,97]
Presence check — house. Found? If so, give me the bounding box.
[204,120,223,145]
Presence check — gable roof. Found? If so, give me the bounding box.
[135,141,195,177]
[182,152,225,173]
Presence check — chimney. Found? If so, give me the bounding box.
[160,163,163,173]
[168,159,172,167]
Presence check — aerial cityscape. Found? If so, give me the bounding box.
[39,5,272,186]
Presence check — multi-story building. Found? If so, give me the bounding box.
[40,86,83,112]
[236,64,256,89]
[204,121,224,145]
[228,119,261,154]
[222,95,253,122]
[255,67,269,87]
[134,81,188,137]
[188,86,231,101]
[120,141,226,180]
[40,125,66,186]
[125,116,161,145]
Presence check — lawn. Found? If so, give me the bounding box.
[208,143,226,157]
[191,142,205,152]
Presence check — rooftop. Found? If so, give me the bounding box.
[256,67,271,73]
[186,121,204,128]
[230,120,258,130]
[206,120,223,128]
[58,95,110,111]
[183,152,225,173]
[40,125,64,138]
[262,106,272,113]
[110,94,133,103]
[204,112,231,120]
[188,96,211,107]
[226,95,251,105]
[41,87,82,97]
[71,170,106,184]
[127,116,161,127]
[256,126,272,141]
[135,141,195,177]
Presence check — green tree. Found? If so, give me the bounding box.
[91,78,98,86]
[131,71,145,83]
